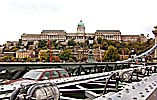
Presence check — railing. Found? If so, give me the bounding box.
[0,62,131,80]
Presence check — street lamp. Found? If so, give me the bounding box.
[142,55,148,66]
[47,39,52,62]
[87,36,95,63]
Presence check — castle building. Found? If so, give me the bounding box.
[95,30,121,41]
[21,20,146,45]
[121,34,146,42]
[40,30,66,42]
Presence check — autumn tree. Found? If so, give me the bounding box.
[59,49,72,62]
[103,45,120,62]
[39,51,47,62]
[10,46,19,52]
[54,56,60,62]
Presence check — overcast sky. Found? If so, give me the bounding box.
[0,0,157,45]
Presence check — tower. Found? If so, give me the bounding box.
[76,20,85,42]
[152,26,157,60]
[77,20,85,33]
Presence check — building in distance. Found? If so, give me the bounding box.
[21,20,146,46]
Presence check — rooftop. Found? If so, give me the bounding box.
[96,30,120,32]
[42,30,65,33]
[121,35,139,37]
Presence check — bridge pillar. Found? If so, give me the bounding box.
[152,26,157,62]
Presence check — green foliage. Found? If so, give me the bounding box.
[97,37,103,44]
[45,50,51,62]
[101,42,108,50]
[25,41,34,49]
[68,39,76,46]
[59,49,72,61]
[3,47,10,52]
[93,44,101,49]
[2,56,12,61]
[35,58,40,62]
[10,46,19,52]
[26,57,33,62]
[103,45,120,62]
[17,39,22,48]
[50,40,58,49]
[107,40,115,46]
[0,58,3,62]
[67,58,74,62]
[38,40,47,49]
[23,57,27,61]
[39,50,47,61]
[11,57,16,61]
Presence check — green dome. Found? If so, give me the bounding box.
[78,20,84,27]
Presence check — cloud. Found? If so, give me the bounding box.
[8,0,61,15]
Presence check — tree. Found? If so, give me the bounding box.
[59,49,72,61]
[93,44,101,49]
[38,40,47,49]
[35,58,40,62]
[23,57,27,61]
[26,57,33,62]
[101,42,108,50]
[124,48,130,55]
[97,37,104,44]
[67,58,74,62]
[39,51,47,62]
[26,41,34,49]
[3,47,10,52]
[0,58,3,62]
[17,39,22,48]
[107,40,113,46]
[2,56,11,61]
[81,56,88,62]
[68,39,76,46]
[50,40,58,49]
[10,46,19,52]
[54,56,60,62]
[45,50,51,62]
[71,56,78,62]
[103,45,120,62]
[11,57,16,62]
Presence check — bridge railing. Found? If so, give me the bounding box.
[0,62,131,80]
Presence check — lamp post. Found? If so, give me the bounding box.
[47,39,52,62]
[87,36,95,63]
[142,56,145,66]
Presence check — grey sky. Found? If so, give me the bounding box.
[0,0,157,44]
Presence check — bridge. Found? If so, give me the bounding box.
[0,53,157,99]
[0,65,157,99]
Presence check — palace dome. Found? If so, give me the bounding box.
[78,20,84,27]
